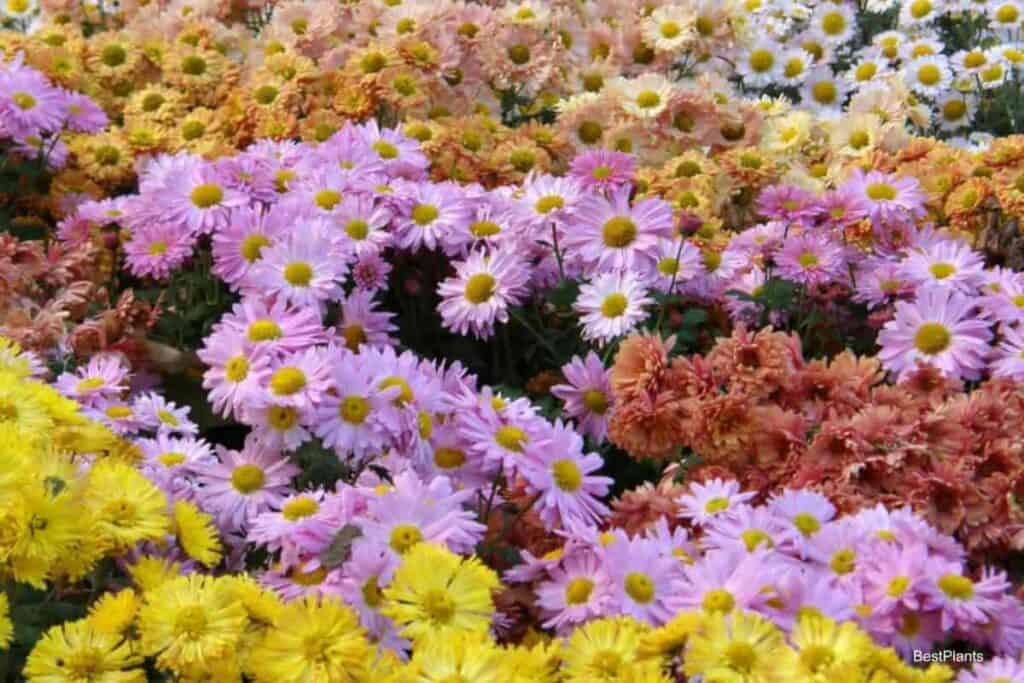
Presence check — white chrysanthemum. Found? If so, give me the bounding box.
[935,92,977,132]
[900,37,945,62]
[801,67,849,115]
[951,48,990,75]
[828,112,883,156]
[990,1,1024,33]
[737,40,784,88]
[899,0,943,26]
[778,48,814,85]
[811,3,855,44]
[873,30,906,62]
[1,0,37,19]
[977,54,1011,89]
[846,53,890,89]
[574,272,653,346]
[904,55,953,98]
[612,74,675,119]
[642,5,695,53]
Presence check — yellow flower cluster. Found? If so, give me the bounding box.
[9,539,959,683]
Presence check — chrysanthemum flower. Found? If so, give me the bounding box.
[677,479,756,526]
[138,433,214,500]
[990,324,1024,379]
[132,392,198,436]
[788,614,873,679]
[55,354,130,408]
[312,351,399,459]
[394,181,470,253]
[173,500,223,568]
[601,531,685,625]
[612,74,674,119]
[252,228,347,311]
[560,616,648,681]
[575,271,653,345]
[683,610,795,680]
[840,169,926,229]
[568,150,636,193]
[217,297,328,359]
[161,162,248,236]
[437,248,530,339]
[958,655,1024,683]
[923,566,1008,630]
[877,286,993,380]
[536,551,615,632]
[703,504,792,555]
[775,233,848,288]
[0,63,65,137]
[333,194,394,256]
[211,206,287,290]
[24,619,142,682]
[769,489,836,542]
[85,462,171,549]
[123,222,196,280]
[738,41,784,88]
[900,239,986,294]
[904,55,953,98]
[381,542,499,643]
[551,352,614,442]
[195,438,299,533]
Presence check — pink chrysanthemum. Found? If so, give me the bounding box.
[437,248,530,339]
[923,565,1009,631]
[775,232,847,288]
[252,227,347,311]
[336,289,398,353]
[563,185,673,273]
[900,239,986,294]
[61,91,108,133]
[675,548,773,615]
[160,161,249,235]
[568,150,636,193]
[211,205,287,290]
[312,350,400,459]
[333,194,393,256]
[535,550,615,632]
[123,222,196,280]
[258,347,332,411]
[217,297,328,359]
[574,271,653,345]
[644,237,703,294]
[854,257,916,308]
[840,169,926,228]
[393,181,470,253]
[198,327,272,420]
[195,437,300,533]
[551,352,613,442]
[132,392,198,436]
[756,185,817,225]
[351,251,393,292]
[600,530,685,625]
[677,479,756,526]
[990,324,1024,379]
[956,656,1024,683]
[877,285,993,380]
[55,354,130,407]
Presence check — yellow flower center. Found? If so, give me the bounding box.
[174,605,208,638]
[181,120,206,141]
[422,588,456,622]
[886,576,910,597]
[830,549,856,575]
[240,234,269,262]
[231,464,266,493]
[578,121,603,145]
[792,513,821,536]
[602,216,637,248]
[157,410,179,426]
[101,44,127,67]
[411,204,439,225]
[812,81,837,104]
[509,148,536,173]
[283,261,313,287]
[749,49,774,73]
[741,529,773,551]
[464,273,496,304]
[917,64,941,86]
[270,367,307,396]
[600,293,629,318]
[418,411,433,439]
[910,0,932,18]
[635,90,661,109]
[937,573,974,600]
[705,497,729,514]
[565,577,594,605]
[535,195,565,214]
[929,262,955,280]
[657,257,679,276]
[470,220,501,238]
[76,377,106,393]
[344,219,369,241]
[190,183,223,209]
[341,324,366,352]
[996,3,1020,22]
[624,572,655,604]
[337,395,370,424]
[914,322,952,355]
[797,252,819,269]
[158,452,186,467]
[268,406,297,430]
[314,189,341,210]
[725,642,758,673]
[849,130,870,149]
[495,425,528,452]
[254,85,278,105]
[696,15,714,35]
[248,319,282,342]
[866,183,896,201]
[181,55,207,76]
[821,11,846,34]
[552,459,583,492]
[373,140,399,159]
[434,447,466,469]
[582,389,608,414]
[855,62,877,81]
[147,240,168,256]
[898,612,921,636]
[659,20,681,38]
[282,497,319,521]
[361,576,383,607]
[379,376,414,405]
[964,51,986,69]
[389,524,423,553]
[800,644,836,673]
[105,405,132,419]
[507,44,531,65]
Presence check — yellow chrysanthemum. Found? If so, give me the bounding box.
[381,543,500,644]
[24,619,143,682]
[247,595,370,683]
[173,500,223,568]
[137,574,247,675]
[4,484,81,587]
[85,462,171,549]
[637,610,704,660]
[399,631,503,681]
[561,616,649,681]
[790,614,874,680]
[127,556,183,593]
[0,371,55,444]
[684,610,796,681]
[0,592,13,650]
[0,337,35,378]
[496,641,561,683]
[88,589,140,637]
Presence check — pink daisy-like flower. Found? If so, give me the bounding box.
[756,185,817,225]
[923,566,1009,631]
[518,172,583,237]
[956,656,1024,683]
[853,257,915,309]
[248,489,329,557]
[877,285,993,380]
[61,91,108,133]
[977,596,1024,655]
[393,181,470,253]
[860,541,930,615]
[840,169,927,228]
[804,518,869,582]
[990,324,1024,380]
[198,327,272,420]
[677,479,756,526]
[55,354,130,407]
[563,185,673,273]
[195,438,300,533]
[360,471,486,560]
[520,420,611,529]
[211,205,287,290]
[281,164,358,220]
[333,194,393,256]
[0,64,65,137]
[359,119,430,178]
[674,548,774,615]
[137,433,214,496]
[132,392,198,436]
[703,504,793,556]
[775,232,848,288]
[568,150,636,193]
[454,397,547,478]
[761,568,855,631]
[437,248,530,339]
[882,609,944,660]
[217,297,328,359]
[243,400,312,452]
[900,239,986,294]
[644,237,702,294]
[813,188,870,232]
[535,550,615,632]
[214,153,277,204]
[768,489,836,543]
[312,350,400,460]
[336,289,398,353]
[601,531,685,625]
[123,222,196,280]
[338,538,399,630]
[85,399,144,436]
[351,251,393,292]
[252,227,347,311]
[980,273,1024,325]
[551,352,613,442]
[447,192,530,256]
[574,271,653,345]
[161,161,249,235]
[258,347,332,411]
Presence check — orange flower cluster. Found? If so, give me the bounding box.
[609,327,1024,559]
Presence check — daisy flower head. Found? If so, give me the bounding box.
[518,172,583,234]
[923,566,1008,631]
[563,185,674,273]
[247,489,329,559]
[846,52,891,89]
[258,347,332,412]
[394,181,471,254]
[211,205,287,290]
[854,257,916,308]
[990,1,1024,34]
[1,0,37,21]
[990,324,1024,379]
[840,169,927,229]
[520,420,612,528]
[801,66,850,116]
[737,40,784,88]
[568,149,636,193]
[645,237,702,295]
[219,297,328,359]
[977,52,1011,89]
[123,222,196,280]
[24,620,141,682]
[574,271,653,346]
[703,503,792,556]
[194,438,300,533]
[357,119,429,179]
[899,0,943,26]
[333,193,393,257]
[878,285,993,381]
[678,479,756,527]
[437,248,530,339]
[535,551,615,632]
[61,90,108,134]
[683,608,794,680]
[904,55,953,98]
[779,48,814,86]
[900,239,986,294]
[335,290,397,353]
[0,64,64,138]
[756,184,817,225]
[244,400,312,452]
[936,91,977,132]
[551,352,614,442]
[312,351,399,459]
[162,161,248,236]
[612,73,674,119]
[642,5,695,53]
[55,353,130,407]
[252,226,347,311]
[138,433,215,500]
[132,392,198,436]
[811,3,855,44]
[775,232,848,288]
[601,531,685,625]
[769,489,836,542]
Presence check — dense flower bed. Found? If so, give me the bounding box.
[3,0,1024,681]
